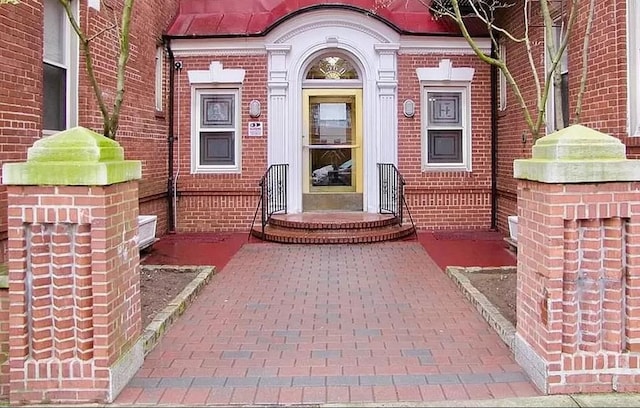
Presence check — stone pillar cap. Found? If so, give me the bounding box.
[514,124,640,183]
[2,126,141,186]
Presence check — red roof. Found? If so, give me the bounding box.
[165,0,483,37]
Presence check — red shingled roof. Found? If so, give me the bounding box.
[165,0,485,37]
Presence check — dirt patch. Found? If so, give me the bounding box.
[140,267,198,328]
[463,270,517,327]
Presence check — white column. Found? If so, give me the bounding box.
[371,44,399,212]
[266,44,291,165]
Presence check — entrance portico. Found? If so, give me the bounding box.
[266,9,400,213]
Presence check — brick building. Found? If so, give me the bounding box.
[1,0,636,249]
[0,0,637,242]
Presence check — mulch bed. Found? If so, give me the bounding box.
[463,270,517,326]
[140,267,198,328]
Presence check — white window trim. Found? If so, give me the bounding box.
[191,88,242,174]
[43,0,78,135]
[629,0,640,137]
[545,17,568,134]
[155,46,164,111]
[188,61,246,174]
[417,59,474,172]
[498,39,507,111]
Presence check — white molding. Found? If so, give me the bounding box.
[267,10,398,44]
[400,37,491,55]
[628,0,640,136]
[188,61,246,84]
[418,59,475,172]
[416,59,475,82]
[266,9,399,213]
[170,38,266,56]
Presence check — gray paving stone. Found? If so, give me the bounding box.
[354,328,382,337]
[426,374,461,384]
[157,377,194,388]
[127,377,161,388]
[458,373,494,384]
[273,329,301,337]
[402,349,433,357]
[392,374,428,385]
[258,376,293,387]
[191,377,227,387]
[491,371,530,383]
[225,377,260,387]
[221,350,252,359]
[326,376,360,386]
[311,350,341,359]
[292,376,326,386]
[359,375,393,386]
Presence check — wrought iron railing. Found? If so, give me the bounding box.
[250,164,288,239]
[378,163,416,234]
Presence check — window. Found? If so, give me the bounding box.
[546,18,569,132]
[193,89,241,172]
[498,39,507,111]
[43,0,77,133]
[417,60,474,171]
[424,89,469,167]
[629,0,640,136]
[155,46,164,111]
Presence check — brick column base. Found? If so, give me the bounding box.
[3,127,143,404]
[514,125,640,394]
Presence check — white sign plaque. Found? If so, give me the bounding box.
[248,122,263,137]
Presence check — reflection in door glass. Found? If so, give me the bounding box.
[311,149,352,187]
[309,98,353,145]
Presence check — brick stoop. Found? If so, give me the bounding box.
[251,211,416,244]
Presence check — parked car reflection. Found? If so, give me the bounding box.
[311,159,352,186]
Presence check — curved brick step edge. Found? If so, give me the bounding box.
[140,265,216,356]
[446,266,516,351]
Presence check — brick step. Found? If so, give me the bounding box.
[251,223,416,244]
[269,212,399,230]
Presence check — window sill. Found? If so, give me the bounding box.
[154,110,165,119]
[192,166,241,175]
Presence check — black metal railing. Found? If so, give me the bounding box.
[378,163,416,234]
[250,164,288,239]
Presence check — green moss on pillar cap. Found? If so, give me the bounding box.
[2,126,142,186]
[514,124,640,183]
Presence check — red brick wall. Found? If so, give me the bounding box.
[172,55,268,232]
[0,0,178,262]
[517,179,640,393]
[398,54,493,229]
[0,285,7,401]
[0,2,44,262]
[496,0,630,234]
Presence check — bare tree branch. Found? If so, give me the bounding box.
[575,0,596,124]
[58,0,111,135]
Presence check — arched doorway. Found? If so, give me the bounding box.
[302,54,363,211]
[265,9,400,214]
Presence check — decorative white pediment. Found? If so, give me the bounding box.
[188,61,246,84]
[416,59,475,83]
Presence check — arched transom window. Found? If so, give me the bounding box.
[306,56,359,80]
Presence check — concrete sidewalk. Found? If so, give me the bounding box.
[324,393,640,407]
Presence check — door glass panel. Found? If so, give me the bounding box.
[309,97,353,145]
[311,149,352,187]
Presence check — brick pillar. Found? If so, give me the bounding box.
[2,127,142,404]
[514,125,640,394]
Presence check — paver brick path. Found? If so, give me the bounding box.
[117,242,538,405]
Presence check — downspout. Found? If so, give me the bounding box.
[165,37,176,233]
[490,39,498,230]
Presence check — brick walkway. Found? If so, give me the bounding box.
[117,242,538,405]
